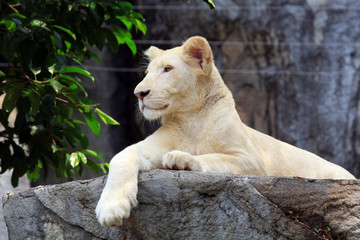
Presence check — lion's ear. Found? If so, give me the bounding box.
[144,46,164,61]
[182,36,213,72]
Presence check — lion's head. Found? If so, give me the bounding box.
[134,36,214,120]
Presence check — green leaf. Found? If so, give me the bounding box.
[30,19,47,28]
[89,51,101,62]
[48,64,56,75]
[67,106,74,118]
[53,25,76,40]
[0,141,11,173]
[80,98,96,108]
[69,152,80,168]
[11,169,20,187]
[73,120,85,125]
[119,1,134,10]
[3,84,23,112]
[51,144,61,153]
[64,40,72,52]
[94,108,119,125]
[0,71,5,77]
[9,13,27,19]
[117,17,132,30]
[134,19,147,35]
[27,160,42,182]
[13,18,24,28]
[0,19,16,31]
[63,130,77,148]
[64,124,89,149]
[10,143,27,186]
[98,162,109,174]
[82,111,100,136]
[61,66,95,82]
[113,29,136,54]
[28,92,41,115]
[52,30,62,49]
[129,12,144,20]
[103,28,119,53]
[29,63,41,76]
[76,162,83,176]
[125,38,136,55]
[64,119,75,128]
[50,78,63,92]
[78,152,87,164]
[126,16,147,35]
[85,159,99,173]
[81,149,103,161]
[202,0,216,9]
[55,54,67,69]
[59,74,88,97]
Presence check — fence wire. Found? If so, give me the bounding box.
[134,5,360,11]
[83,65,343,77]
[1,4,358,77]
[134,39,360,48]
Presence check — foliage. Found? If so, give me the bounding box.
[0,0,146,187]
[202,0,215,9]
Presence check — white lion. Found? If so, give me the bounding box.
[95,36,355,227]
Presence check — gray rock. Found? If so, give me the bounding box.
[0,172,29,240]
[3,170,360,239]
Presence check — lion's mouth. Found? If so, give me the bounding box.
[142,104,169,112]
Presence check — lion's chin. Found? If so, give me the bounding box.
[141,104,169,120]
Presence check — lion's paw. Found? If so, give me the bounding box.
[95,183,138,227]
[162,150,202,171]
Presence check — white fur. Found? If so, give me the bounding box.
[95,36,355,227]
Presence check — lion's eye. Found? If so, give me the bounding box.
[164,65,174,73]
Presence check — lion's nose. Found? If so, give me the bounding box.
[134,90,150,101]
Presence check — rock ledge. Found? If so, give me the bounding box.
[3,170,360,240]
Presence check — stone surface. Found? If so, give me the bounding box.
[3,170,360,240]
[0,172,29,240]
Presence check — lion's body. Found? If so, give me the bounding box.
[96,36,355,227]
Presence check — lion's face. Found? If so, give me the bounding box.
[134,47,194,120]
[134,37,214,120]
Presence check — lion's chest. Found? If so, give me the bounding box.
[171,126,227,155]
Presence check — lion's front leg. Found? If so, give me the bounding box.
[95,145,140,227]
[162,150,265,175]
[162,150,202,171]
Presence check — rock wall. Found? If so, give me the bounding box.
[3,170,360,239]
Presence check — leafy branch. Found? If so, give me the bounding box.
[0,0,146,186]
